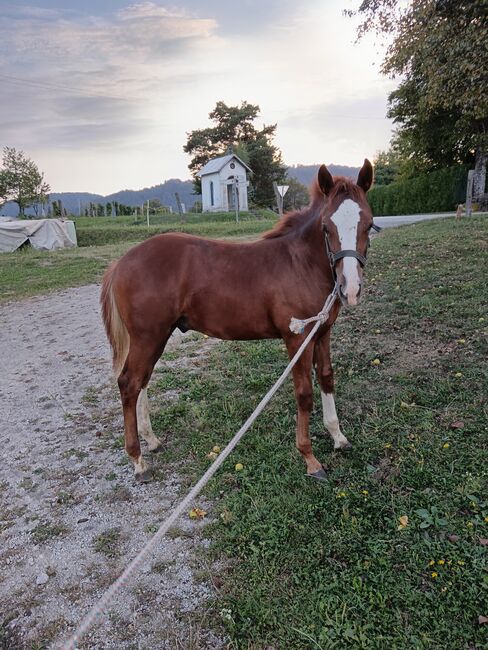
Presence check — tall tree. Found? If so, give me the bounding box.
[349,0,488,197]
[184,101,286,206]
[0,147,51,217]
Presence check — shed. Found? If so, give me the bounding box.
[198,154,251,212]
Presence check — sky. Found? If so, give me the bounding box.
[0,0,395,194]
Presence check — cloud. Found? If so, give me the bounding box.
[0,3,218,151]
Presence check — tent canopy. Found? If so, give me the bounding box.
[0,219,77,253]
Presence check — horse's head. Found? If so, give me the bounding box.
[318,159,374,307]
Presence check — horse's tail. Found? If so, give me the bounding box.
[100,262,129,379]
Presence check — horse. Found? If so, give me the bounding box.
[101,160,375,482]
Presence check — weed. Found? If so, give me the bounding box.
[92,528,122,558]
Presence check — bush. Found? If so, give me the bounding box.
[368,166,468,216]
[76,216,278,247]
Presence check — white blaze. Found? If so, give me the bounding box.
[331,199,361,304]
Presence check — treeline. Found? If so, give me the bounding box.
[368,166,468,216]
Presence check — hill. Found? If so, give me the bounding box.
[0,164,361,217]
[286,164,360,186]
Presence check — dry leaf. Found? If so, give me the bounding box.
[479,538,488,546]
[189,507,207,520]
[398,515,409,530]
[447,534,460,543]
[449,420,464,429]
[478,615,488,625]
[220,509,233,524]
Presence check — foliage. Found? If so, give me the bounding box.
[148,215,488,649]
[0,147,50,217]
[282,177,310,211]
[183,101,286,206]
[372,149,401,185]
[368,165,468,215]
[349,1,488,192]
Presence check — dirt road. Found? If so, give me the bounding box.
[0,285,222,649]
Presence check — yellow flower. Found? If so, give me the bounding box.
[431,572,438,578]
[372,358,381,366]
[336,491,347,498]
[429,560,435,566]
[397,515,409,530]
[466,521,474,528]
[212,445,221,453]
[384,442,392,449]
[454,372,463,378]
[362,490,369,495]
[484,516,488,523]
[457,339,466,344]
[235,463,244,472]
[443,443,450,449]
[438,559,445,565]
[457,560,465,566]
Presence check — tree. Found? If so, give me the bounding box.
[372,149,402,185]
[184,101,286,206]
[0,147,51,217]
[349,0,488,197]
[283,177,310,211]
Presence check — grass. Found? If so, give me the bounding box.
[0,214,277,303]
[146,216,488,649]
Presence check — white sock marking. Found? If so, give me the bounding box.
[137,388,161,451]
[321,392,350,448]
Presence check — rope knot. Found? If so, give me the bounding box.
[289,286,338,335]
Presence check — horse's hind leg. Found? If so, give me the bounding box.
[314,332,352,450]
[137,388,162,452]
[118,339,162,482]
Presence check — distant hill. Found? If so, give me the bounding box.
[287,164,360,187]
[0,179,199,217]
[0,164,361,217]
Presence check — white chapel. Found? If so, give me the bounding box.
[198,153,252,212]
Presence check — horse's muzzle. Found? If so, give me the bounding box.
[338,283,362,307]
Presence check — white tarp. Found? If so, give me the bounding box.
[0,219,77,253]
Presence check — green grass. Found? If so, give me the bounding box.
[147,216,488,649]
[0,214,277,303]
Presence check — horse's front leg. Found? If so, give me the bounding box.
[314,331,352,451]
[285,338,325,479]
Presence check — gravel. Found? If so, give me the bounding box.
[0,284,224,649]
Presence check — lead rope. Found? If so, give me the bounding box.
[59,289,338,650]
[289,284,338,334]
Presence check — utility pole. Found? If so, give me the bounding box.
[146,199,150,227]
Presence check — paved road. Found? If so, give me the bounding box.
[374,212,455,228]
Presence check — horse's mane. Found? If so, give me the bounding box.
[262,176,362,240]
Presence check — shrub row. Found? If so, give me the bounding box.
[76,218,278,247]
[368,166,468,216]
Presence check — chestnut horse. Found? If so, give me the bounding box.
[101,160,374,482]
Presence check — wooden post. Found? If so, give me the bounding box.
[466,169,475,217]
[175,192,185,222]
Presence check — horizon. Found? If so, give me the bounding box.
[1,1,394,195]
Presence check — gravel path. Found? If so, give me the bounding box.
[0,285,223,649]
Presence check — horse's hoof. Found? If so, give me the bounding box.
[135,469,153,483]
[336,441,353,452]
[307,466,328,481]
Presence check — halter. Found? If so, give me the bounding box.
[323,222,381,280]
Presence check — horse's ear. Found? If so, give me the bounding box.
[318,164,334,196]
[357,158,374,193]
